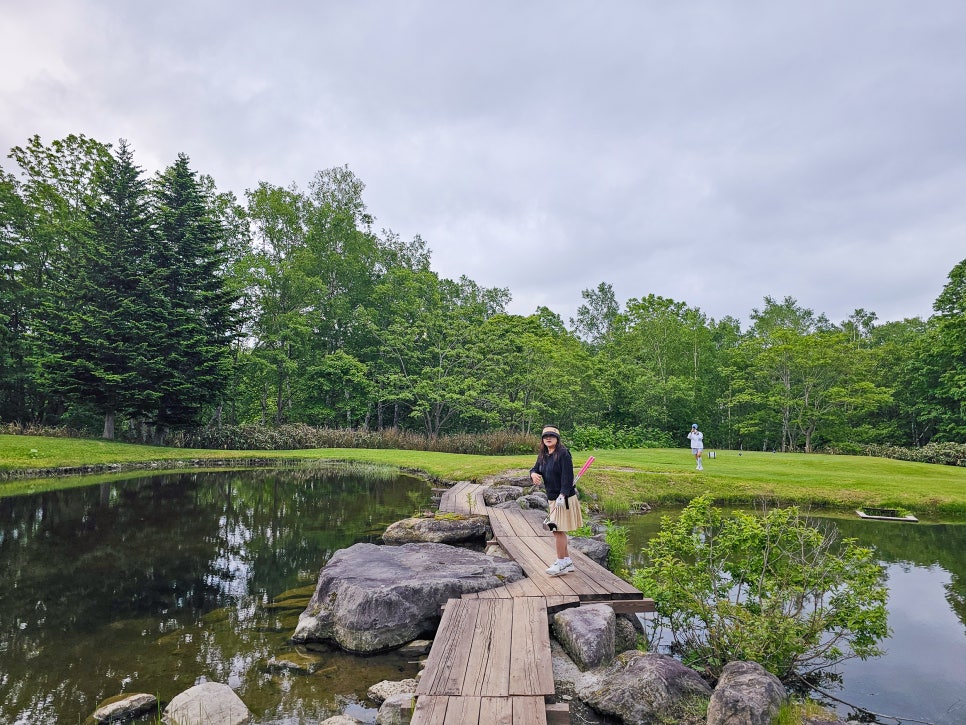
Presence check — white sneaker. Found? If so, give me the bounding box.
[697,464,703,470]
[546,560,574,576]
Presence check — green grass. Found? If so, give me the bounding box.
[3,434,966,517]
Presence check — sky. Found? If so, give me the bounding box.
[3,1,966,328]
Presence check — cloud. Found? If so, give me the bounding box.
[3,0,965,328]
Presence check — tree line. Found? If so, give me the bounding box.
[2,134,964,450]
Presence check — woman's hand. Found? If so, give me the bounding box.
[531,472,542,486]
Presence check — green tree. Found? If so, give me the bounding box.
[3,134,111,423]
[632,495,889,682]
[150,153,240,435]
[571,281,619,346]
[364,269,510,436]
[41,140,165,438]
[931,257,966,440]
[0,170,29,421]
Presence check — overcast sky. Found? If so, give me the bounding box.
[3,1,965,327]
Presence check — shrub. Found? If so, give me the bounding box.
[568,423,673,450]
[631,495,889,683]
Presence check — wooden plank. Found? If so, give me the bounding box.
[438,481,469,513]
[487,508,516,538]
[479,696,513,725]
[497,536,578,598]
[503,576,545,598]
[464,599,513,696]
[502,508,548,538]
[546,595,581,612]
[518,509,554,536]
[509,596,555,695]
[566,548,642,598]
[411,695,449,725]
[443,695,481,724]
[417,599,479,695]
[581,598,656,614]
[512,696,549,725]
[545,701,570,725]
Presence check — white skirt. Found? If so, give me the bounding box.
[547,494,584,532]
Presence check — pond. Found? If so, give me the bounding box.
[619,509,966,725]
[0,465,431,724]
[2,468,964,724]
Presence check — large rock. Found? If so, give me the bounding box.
[162,682,251,725]
[575,651,712,724]
[481,485,524,505]
[368,678,418,704]
[382,514,489,544]
[376,692,416,724]
[570,536,610,567]
[92,693,158,723]
[292,542,525,653]
[553,604,616,670]
[707,660,786,725]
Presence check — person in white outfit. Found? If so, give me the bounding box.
[688,423,704,470]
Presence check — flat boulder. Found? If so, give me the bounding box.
[576,651,712,724]
[481,485,524,505]
[707,660,786,725]
[382,514,489,544]
[292,542,525,653]
[92,693,157,723]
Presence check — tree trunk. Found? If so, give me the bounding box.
[103,410,116,440]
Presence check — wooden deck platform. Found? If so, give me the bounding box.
[412,480,654,724]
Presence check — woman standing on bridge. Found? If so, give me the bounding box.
[530,426,582,576]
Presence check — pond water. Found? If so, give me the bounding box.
[2,468,965,725]
[0,466,431,725]
[619,509,966,725]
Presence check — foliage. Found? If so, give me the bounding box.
[5,130,966,456]
[568,423,672,450]
[602,519,629,573]
[865,441,966,466]
[631,495,889,682]
[175,423,538,455]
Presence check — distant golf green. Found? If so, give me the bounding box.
[2,434,965,517]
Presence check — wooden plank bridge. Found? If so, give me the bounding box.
[411,481,654,725]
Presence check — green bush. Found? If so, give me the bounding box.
[568,423,673,450]
[631,495,889,683]
[173,424,538,455]
[866,441,966,466]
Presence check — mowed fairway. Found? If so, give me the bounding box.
[2,435,965,517]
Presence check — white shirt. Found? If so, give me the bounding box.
[688,430,704,450]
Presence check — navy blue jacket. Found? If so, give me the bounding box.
[530,446,575,500]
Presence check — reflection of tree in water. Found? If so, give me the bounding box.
[829,517,966,635]
[0,465,428,723]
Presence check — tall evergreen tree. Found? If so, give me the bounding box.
[42,140,165,439]
[151,153,239,433]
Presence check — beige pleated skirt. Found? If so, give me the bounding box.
[547,494,584,532]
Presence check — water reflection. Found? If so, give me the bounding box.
[0,466,428,725]
[620,509,966,725]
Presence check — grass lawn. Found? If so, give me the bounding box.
[2,434,965,518]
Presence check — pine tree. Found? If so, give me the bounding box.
[43,139,165,439]
[151,153,238,433]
